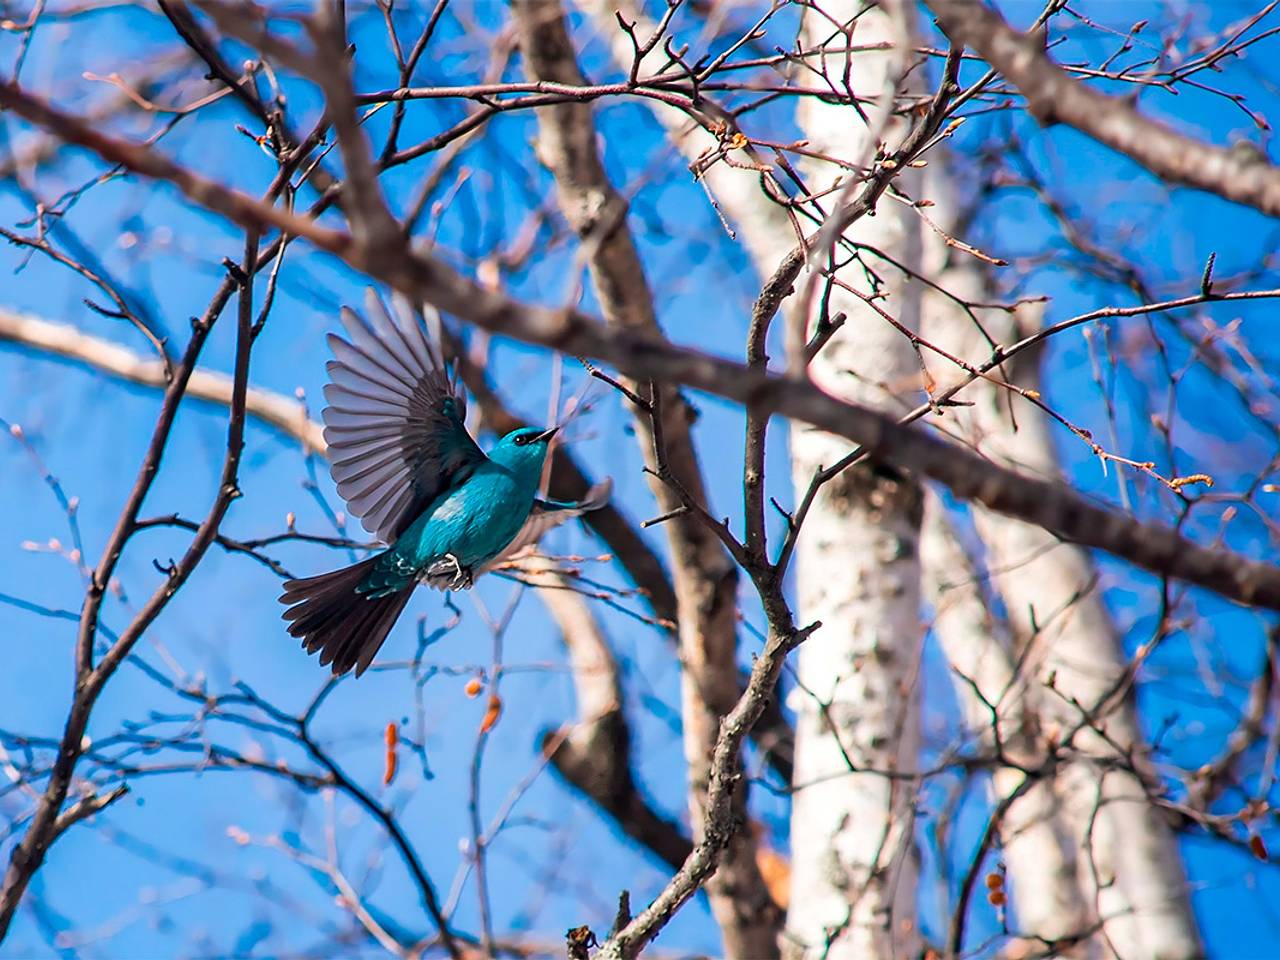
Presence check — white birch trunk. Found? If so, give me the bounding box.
[581,2,926,953]
[781,4,925,956]
[579,0,1201,950]
[920,494,1094,948]
[919,166,1202,958]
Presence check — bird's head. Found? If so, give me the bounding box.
[489,426,558,479]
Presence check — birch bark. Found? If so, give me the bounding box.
[780,5,926,956]
[920,166,1202,958]
[920,493,1093,951]
[578,2,1198,955]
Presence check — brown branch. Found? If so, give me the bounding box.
[49,784,130,837]
[158,0,275,129]
[743,249,801,569]
[0,80,349,254]
[383,268,1280,613]
[7,73,1280,616]
[924,0,1280,218]
[510,1,782,953]
[597,622,817,960]
[156,0,338,200]
[0,307,325,450]
[518,558,694,872]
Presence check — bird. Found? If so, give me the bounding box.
[280,290,611,677]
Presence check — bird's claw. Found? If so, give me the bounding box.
[439,552,474,590]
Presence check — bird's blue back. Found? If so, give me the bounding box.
[358,432,550,596]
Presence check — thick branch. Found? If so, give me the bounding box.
[0,307,324,450]
[598,624,814,960]
[924,0,1280,218]
[0,80,349,255]
[7,77,1280,613]
[510,2,781,953]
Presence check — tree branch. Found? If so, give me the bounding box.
[510,1,781,952]
[598,622,817,960]
[0,307,324,450]
[6,74,1280,616]
[924,0,1280,218]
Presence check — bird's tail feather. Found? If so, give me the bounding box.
[280,557,413,677]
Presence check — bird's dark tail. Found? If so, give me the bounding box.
[280,557,413,677]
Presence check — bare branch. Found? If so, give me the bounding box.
[0,307,324,450]
[597,622,817,960]
[7,72,1280,617]
[510,1,781,951]
[925,0,1280,218]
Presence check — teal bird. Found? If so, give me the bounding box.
[280,292,610,676]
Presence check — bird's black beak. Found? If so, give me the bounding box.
[534,426,560,442]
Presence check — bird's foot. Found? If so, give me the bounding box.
[435,552,474,590]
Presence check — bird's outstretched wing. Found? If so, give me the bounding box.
[323,289,486,544]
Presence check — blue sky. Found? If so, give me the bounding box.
[2,1,1280,957]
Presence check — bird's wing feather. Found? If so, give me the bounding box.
[475,478,613,577]
[323,290,486,544]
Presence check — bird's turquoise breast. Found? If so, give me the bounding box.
[359,464,533,596]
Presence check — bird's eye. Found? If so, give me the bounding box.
[513,434,527,446]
